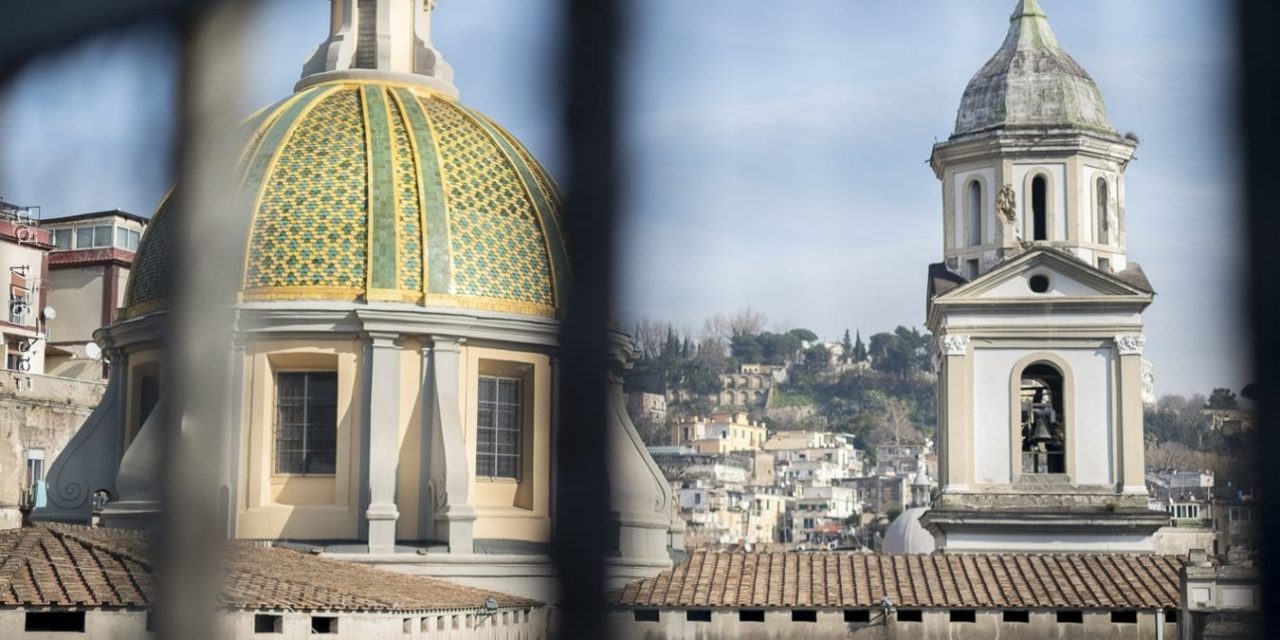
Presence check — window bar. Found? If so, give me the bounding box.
[552,0,620,636]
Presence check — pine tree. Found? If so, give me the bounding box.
[841,329,854,364]
[853,330,868,362]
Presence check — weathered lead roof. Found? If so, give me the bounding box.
[954,0,1114,136]
[611,550,1183,609]
[0,524,539,613]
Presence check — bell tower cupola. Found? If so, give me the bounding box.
[930,0,1136,282]
[299,0,457,96]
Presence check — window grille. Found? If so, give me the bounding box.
[274,371,338,475]
[476,376,522,479]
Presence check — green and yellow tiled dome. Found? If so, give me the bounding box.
[122,80,569,319]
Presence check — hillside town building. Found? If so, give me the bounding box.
[670,411,768,453]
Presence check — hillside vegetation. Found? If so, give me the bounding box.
[623,309,937,450]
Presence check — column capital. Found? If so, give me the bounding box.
[940,334,970,356]
[427,336,466,354]
[361,330,402,348]
[1114,333,1146,356]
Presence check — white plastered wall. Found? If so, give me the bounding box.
[951,167,997,250]
[971,347,1114,485]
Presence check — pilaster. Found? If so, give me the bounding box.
[424,337,475,553]
[362,331,401,553]
[940,334,971,490]
[1115,334,1147,494]
[222,338,248,539]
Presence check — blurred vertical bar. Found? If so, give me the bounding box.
[553,0,621,637]
[156,1,248,638]
[1240,0,1280,636]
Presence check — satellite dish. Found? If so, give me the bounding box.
[85,342,102,360]
[41,306,56,320]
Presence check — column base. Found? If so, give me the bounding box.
[366,504,400,554]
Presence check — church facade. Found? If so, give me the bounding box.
[34,0,676,601]
[919,0,1168,552]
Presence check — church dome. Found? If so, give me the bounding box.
[122,80,569,320]
[881,507,935,555]
[954,0,1113,136]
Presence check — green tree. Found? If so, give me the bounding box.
[759,332,803,365]
[852,330,868,362]
[1206,388,1239,410]
[799,343,831,377]
[731,333,763,363]
[788,328,819,343]
[661,324,681,362]
[841,329,854,364]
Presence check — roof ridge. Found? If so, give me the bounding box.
[0,526,49,602]
[52,525,153,572]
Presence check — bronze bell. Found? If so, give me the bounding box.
[1029,413,1054,445]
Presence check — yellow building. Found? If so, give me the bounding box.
[671,411,768,454]
[36,0,675,600]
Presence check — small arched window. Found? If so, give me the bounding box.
[1096,177,1110,245]
[966,180,982,247]
[1019,362,1065,474]
[1031,175,1048,241]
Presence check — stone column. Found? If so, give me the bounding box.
[425,338,475,553]
[940,335,971,490]
[362,331,401,553]
[1115,334,1147,494]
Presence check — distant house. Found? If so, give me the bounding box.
[670,412,768,454]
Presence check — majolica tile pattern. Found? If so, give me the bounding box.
[122,80,569,319]
[0,524,541,611]
[247,88,369,293]
[119,191,174,318]
[611,550,1183,609]
[429,99,554,307]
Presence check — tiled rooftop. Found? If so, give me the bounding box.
[0,524,539,613]
[611,550,1183,610]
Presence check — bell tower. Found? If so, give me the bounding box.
[920,0,1168,553]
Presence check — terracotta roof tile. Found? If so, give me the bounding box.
[0,525,539,612]
[611,551,1183,610]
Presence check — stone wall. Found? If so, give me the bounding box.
[609,608,1177,640]
[0,607,550,639]
[220,608,551,640]
[0,371,104,529]
[0,609,148,639]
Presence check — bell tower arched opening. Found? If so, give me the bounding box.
[966,180,983,247]
[1019,362,1065,474]
[1031,175,1048,241]
[1096,177,1110,245]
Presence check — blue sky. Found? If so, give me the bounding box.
[0,0,1245,395]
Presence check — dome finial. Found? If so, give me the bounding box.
[1006,0,1059,49]
[297,0,458,97]
[1011,0,1047,20]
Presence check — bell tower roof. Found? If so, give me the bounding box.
[298,0,457,97]
[953,0,1113,136]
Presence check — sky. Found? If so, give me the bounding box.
[0,0,1246,396]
